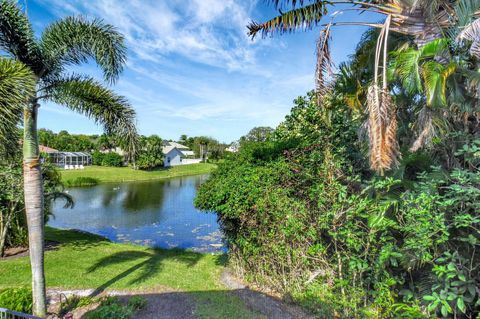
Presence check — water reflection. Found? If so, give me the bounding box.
[49,174,224,253]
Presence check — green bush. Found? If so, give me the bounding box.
[0,288,33,314]
[64,177,99,187]
[85,296,146,319]
[101,152,123,167]
[85,302,131,319]
[59,295,96,316]
[127,296,147,311]
[195,92,480,318]
[91,151,105,166]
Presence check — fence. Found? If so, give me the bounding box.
[0,308,43,319]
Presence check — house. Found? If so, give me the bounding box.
[38,145,92,168]
[162,141,201,167]
[225,142,239,153]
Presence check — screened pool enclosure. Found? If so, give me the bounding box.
[48,151,92,168]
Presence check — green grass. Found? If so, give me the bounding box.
[0,228,263,318]
[61,163,217,184]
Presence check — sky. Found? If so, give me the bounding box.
[27,0,380,143]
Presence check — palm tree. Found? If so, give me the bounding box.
[0,1,138,315]
[248,0,480,173]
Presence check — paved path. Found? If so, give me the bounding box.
[46,270,313,319]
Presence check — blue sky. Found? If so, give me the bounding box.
[28,0,379,143]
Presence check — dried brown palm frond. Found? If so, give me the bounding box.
[409,107,436,151]
[367,86,400,174]
[315,23,333,106]
[367,15,400,174]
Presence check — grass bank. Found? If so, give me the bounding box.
[0,228,264,318]
[61,163,217,185]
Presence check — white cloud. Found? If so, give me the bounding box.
[39,0,258,72]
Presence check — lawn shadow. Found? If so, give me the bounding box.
[86,248,203,296]
[46,227,110,251]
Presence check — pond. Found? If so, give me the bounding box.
[49,174,225,253]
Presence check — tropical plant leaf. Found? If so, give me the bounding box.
[0,57,35,158]
[41,16,127,83]
[43,75,138,155]
[0,0,43,73]
[247,1,328,39]
[315,24,333,105]
[367,85,399,174]
[457,18,480,58]
[422,61,456,107]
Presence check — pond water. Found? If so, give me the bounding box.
[49,174,225,253]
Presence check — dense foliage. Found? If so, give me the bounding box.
[195,90,480,318]
[0,158,72,256]
[135,135,164,170]
[0,288,33,313]
[38,129,97,152]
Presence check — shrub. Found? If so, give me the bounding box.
[127,296,147,311]
[85,302,131,319]
[59,295,96,316]
[101,152,123,167]
[64,177,99,187]
[195,91,480,318]
[0,288,33,314]
[91,151,105,166]
[84,295,147,319]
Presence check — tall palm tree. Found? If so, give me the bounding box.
[0,1,138,316]
[248,0,480,173]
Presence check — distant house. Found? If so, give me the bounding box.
[39,144,92,168]
[162,141,201,167]
[225,142,239,153]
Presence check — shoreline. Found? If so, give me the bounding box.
[60,163,217,185]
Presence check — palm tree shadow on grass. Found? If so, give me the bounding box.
[86,249,205,296]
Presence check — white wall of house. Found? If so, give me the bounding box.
[182,158,202,165]
[164,148,184,167]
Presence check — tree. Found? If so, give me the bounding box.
[249,0,480,174]
[241,126,274,143]
[0,1,137,315]
[179,134,188,144]
[136,135,164,170]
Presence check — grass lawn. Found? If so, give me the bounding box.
[61,163,217,184]
[0,228,264,318]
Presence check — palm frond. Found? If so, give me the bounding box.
[0,0,42,73]
[453,0,480,30]
[409,107,434,151]
[367,87,400,174]
[422,61,456,107]
[457,18,480,59]
[43,75,138,156]
[247,1,328,39]
[315,24,333,106]
[41,16,127,83]
[266,0,316,9]
[0,57,35,158]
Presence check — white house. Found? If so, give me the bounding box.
[162,141,201,167]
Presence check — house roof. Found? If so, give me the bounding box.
[39,145,58,153]
[167,141,189,150]
[162,145,177,155]
[162,142,193,156]
[180,150,195,156]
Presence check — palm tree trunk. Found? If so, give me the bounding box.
[23,101,46,317]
